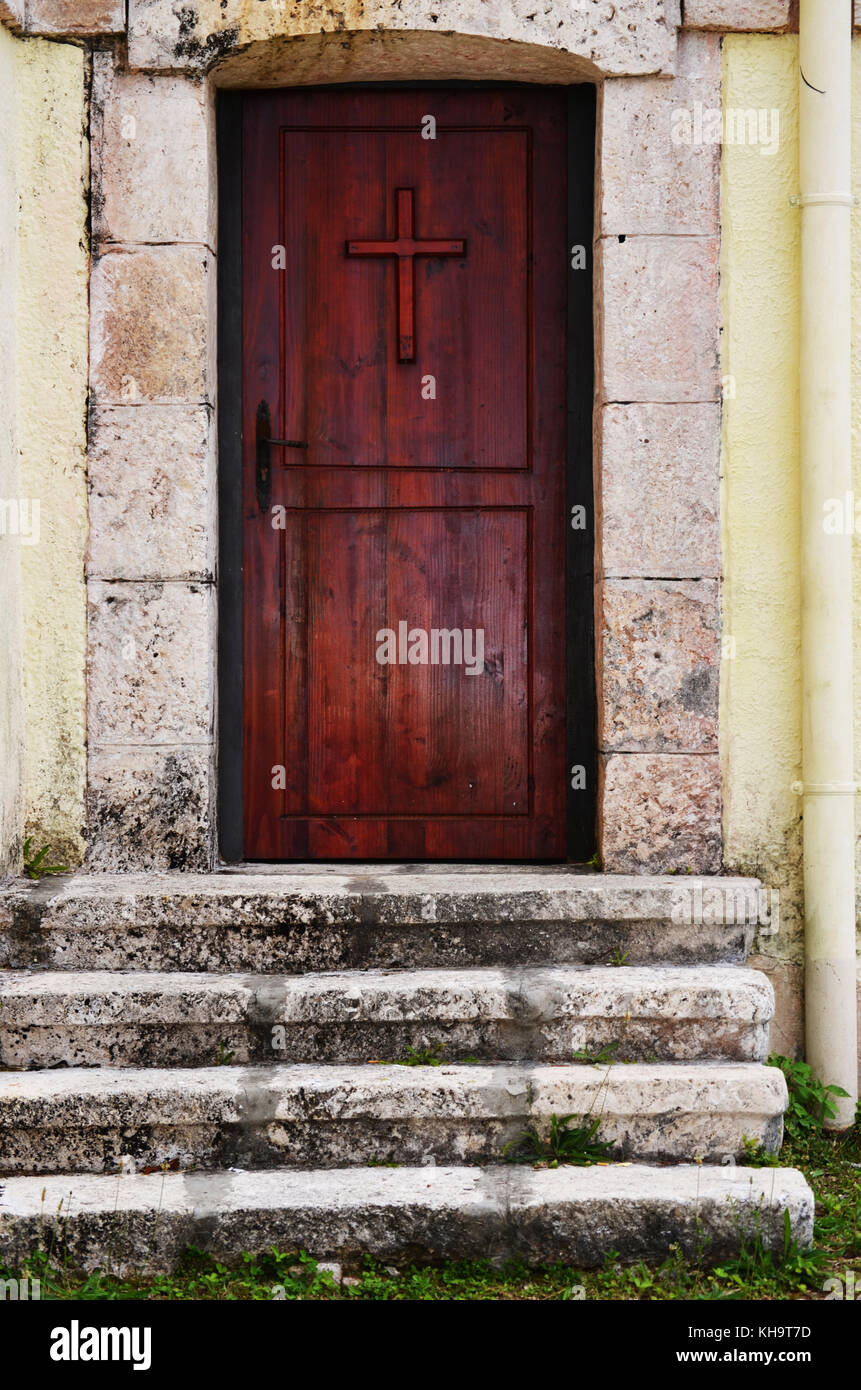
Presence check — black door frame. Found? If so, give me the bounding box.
[216,82,596,863]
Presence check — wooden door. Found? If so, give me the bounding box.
[241,88,567,859]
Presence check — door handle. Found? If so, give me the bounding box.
[255,399,308,512]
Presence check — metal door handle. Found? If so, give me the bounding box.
[256,399,308,511]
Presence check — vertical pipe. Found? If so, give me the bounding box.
[799,0,858,1128]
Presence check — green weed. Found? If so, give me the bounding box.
[22,836,68,880]
[768,1053,850,1138]
[503,1112,616,1168]
[572,1042,620,1066]
[395,1044,446,1067]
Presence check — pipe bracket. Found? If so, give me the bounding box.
[789,192,857,207]
[791,780,859,796]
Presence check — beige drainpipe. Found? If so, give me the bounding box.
[797,0,858,1128]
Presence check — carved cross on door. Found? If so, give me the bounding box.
[346,187,467,362]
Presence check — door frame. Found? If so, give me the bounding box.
[216,82,596,863]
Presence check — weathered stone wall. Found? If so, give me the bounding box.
[597,30,722,873]
[86,56,217,870]
[77,3,731,872]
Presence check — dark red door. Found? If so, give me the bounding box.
[241,88,567,859]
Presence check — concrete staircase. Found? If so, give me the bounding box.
[0,870,814,1276]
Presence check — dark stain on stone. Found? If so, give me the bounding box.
[174,7,242,66]
[679,664,717,714]
[6,881,56,968]
[90,167,106,240]
[346,875,392,898]
[86,751,209,872]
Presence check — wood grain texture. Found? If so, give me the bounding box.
[241,88,567,859]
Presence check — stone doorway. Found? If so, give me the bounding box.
[84,21,722,876]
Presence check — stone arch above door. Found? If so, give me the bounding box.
[126,1,681,82]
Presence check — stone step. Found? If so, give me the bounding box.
[0,965,773,1068]
[0,870,764,972]
[0,1062,786,1173]
[0,1165,814,1274]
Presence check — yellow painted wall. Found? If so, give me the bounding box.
[0,27,88,871]
[721,34,861,1068]
[0,25,24,876]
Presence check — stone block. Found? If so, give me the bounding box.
[86,745,213,871]
[0,2,25,30]
[601,32,720,236]
[0,1061,785,1170]
[0,871,758,973]
[0,965,773,1069]
[87,581,215,744]
[91,55,215,248]
[600,234,720,402]
[87,405,215,582]
[599,579,719,752]
[90,245,214,406]
[748,955,804,1064]
[127,0,680,77]
[0,1166,814,1273]
[600,752,722,873]
[24,0,125,33]
[600,403,720,577]
[683,1,790,30]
